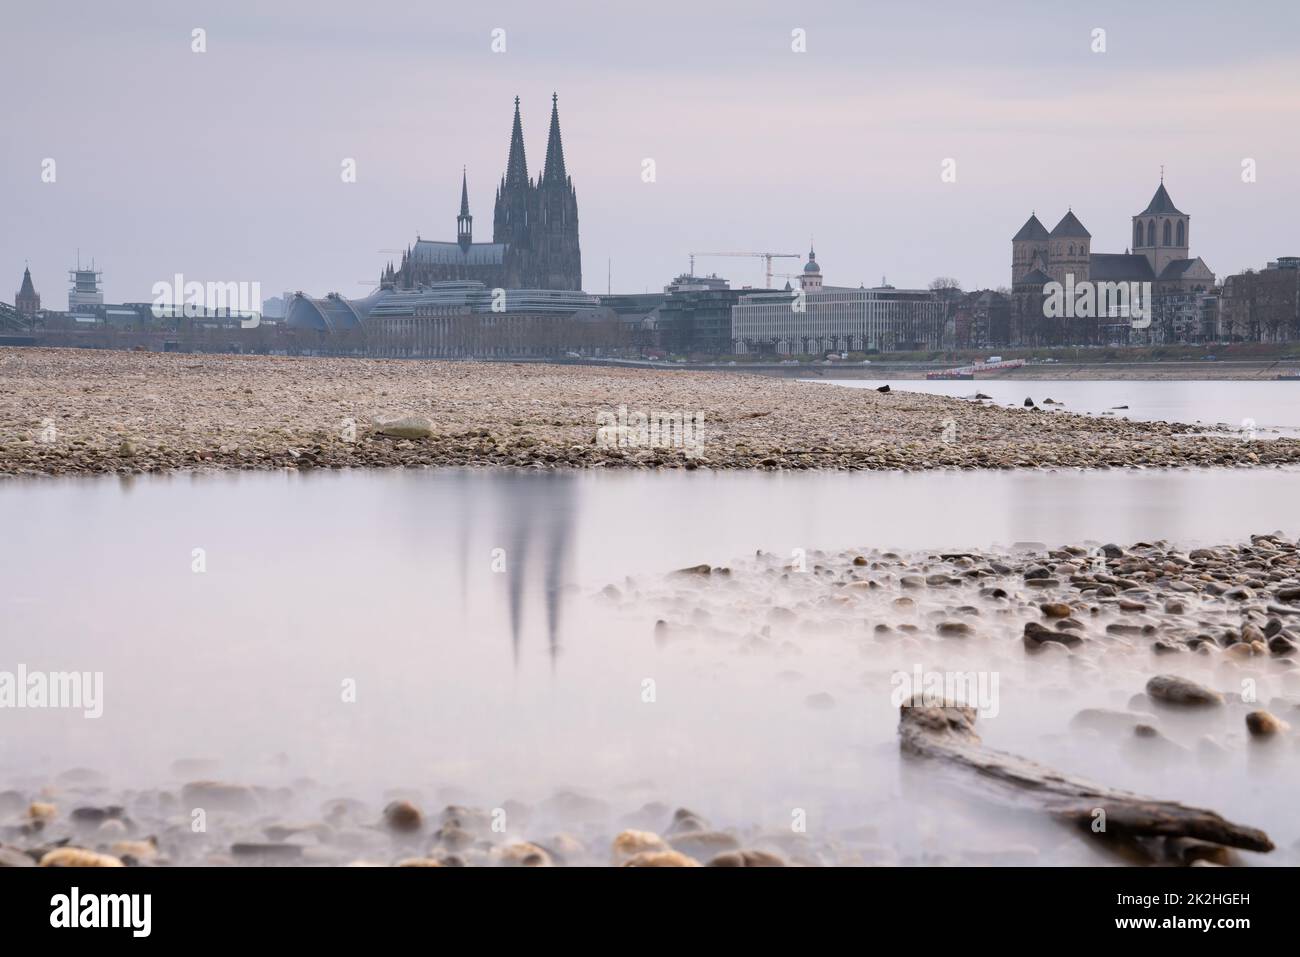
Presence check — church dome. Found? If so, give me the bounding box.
[803,247,821,273]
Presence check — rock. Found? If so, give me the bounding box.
[181,781,258,814]
[433,826,473,850]
[875,384,890,393]
[1269,633,1298,655]
[1145,674,1223,707]
[395,857,444,867]
[803,691,836,710]
[1245,710,1289,737]
[1023,398,1035,407]
[28,801,56,821]
[118,439,138,457]
[40,847,124,867]
[1024,620,1080,649]
[1070,708,1156,734]
[668,830,741,859]
[1040,602,1072,618]
[612,829,669,864]
[936,621,972,637]
[0,846,36,867]
[498,842,553,867]
[1224,586,1255,601]
[374,416,434,439]
[707,849,786,867]
[620,850,700,867]
[666,807,707,835]
[230,842,304,861]
[111,838,159,863]
[382,800,423,833]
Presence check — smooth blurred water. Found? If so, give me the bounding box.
[817,378,1300,438]
[2,467,1299,864]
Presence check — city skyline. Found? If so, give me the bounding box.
[4,0,1298,304]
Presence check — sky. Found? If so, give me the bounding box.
[3,0,1298,307]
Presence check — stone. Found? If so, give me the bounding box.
[374,417,434,439]
[1245,710,1289,737]
[707,849,786,867]
[181,781,258,814]
[620,850,700,867]
[612,829,669,864]
[1040,602,1072,618]
[498,842,553,867]
[39,847,124,867]
[1145,674,1223,707]
[382,800,423,833]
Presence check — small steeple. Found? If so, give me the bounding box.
[457,167,473,249]
[541,92,568,187]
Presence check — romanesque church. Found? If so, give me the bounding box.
[383,94,582,292]
[1011,178,1215,294]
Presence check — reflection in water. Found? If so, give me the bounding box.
[476,472,576,668]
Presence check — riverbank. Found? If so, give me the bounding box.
[4,347,1300,476]
[778,360,1299,381]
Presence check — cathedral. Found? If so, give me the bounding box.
[384,94,582,292]
[1011,177,1215,294]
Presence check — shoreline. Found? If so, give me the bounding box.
[4,347,1300,477]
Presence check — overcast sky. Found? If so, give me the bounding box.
[3,0,1297,306]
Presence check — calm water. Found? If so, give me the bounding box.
[3,467,1299,863]
[817,378,1300,438]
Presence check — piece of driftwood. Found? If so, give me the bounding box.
[899,698,1274,859]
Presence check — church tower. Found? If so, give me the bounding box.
[493,96,533,260]
[457,169,473,250]
[15,265,40,319]
[533,93,582,290]
[1047,209,1091,284]
[1011,213,1050,285]
[800,246,822,291]
[1133,175,1189,277]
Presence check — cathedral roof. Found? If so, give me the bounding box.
[1049,210,1091,239]
[1141,182,1184,216]
[1158,258,1208,280]
[411,240,506,266]
[1017,267,1053,287]
[17,266,37,297]
[1089,253,1155,282]
[1012,214,1049,242]
[459,170,471,217]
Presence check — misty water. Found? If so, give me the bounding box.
[818,378,1300,438]
[4,466,1300,864]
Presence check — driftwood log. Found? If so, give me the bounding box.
[899,698,1274,862]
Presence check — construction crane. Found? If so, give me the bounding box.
[690,251,801,289]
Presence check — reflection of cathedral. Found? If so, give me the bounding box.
[383,95,582,293]
[1011,177,1215,294]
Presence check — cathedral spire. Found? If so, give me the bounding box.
[505,96,528,188]
[541,92,568,187]
[457,167,473,249]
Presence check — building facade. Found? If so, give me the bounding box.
[390,95,582,293]
[731,249,945,354]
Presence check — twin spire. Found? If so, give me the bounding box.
[458,94,570,248]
